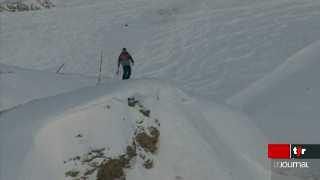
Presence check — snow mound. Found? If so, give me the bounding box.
[228,40,320,143]
[0,79,269,180]
[0,63,95,111]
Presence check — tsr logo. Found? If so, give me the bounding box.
[293,145,306,158]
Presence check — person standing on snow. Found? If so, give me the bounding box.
[117,48,134,80]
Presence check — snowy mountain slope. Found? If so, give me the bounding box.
[2,0,320,101]
[1,0,320,179]
[228,40,320,144]
[0,63,96,111]
[136,0,320,100]
[0,79,270,180]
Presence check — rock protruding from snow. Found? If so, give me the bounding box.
[0,79,269,180]
[0,0,54,12]
[63,96,161,180]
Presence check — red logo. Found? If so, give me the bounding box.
[293,145,306,158]
[268,144,291,159]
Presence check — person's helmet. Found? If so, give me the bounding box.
[122,48,127,52]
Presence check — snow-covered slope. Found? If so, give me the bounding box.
[0,80,269,180]
[228,40,320,143]
[0,63,96,111]
[2,0,320,179]
[2,0,320,101]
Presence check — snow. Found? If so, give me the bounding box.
[228,40,320,144]
[0,63,96,111]
[1,0,320,179]
[0,80,269,180]
[2,0,320,101]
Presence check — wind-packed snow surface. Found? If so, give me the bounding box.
[0,80,269,180]
[0,63,96,111]
[1,0,320,179]
[227,39,320,180]
[2,0,320,101]
[228,40,320,144]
